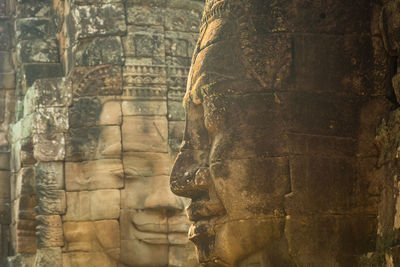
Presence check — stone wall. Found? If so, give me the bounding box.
[363,1,400,266]
[0,0,14,263]
[1,0,203,266]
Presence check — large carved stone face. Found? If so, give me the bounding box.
[171,0,383,266]
[170,9,293,266]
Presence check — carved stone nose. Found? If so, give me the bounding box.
[170,150,209,198]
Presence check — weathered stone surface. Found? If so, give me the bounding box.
[21,63,63,87]
[122,176,182,210]
[164,7,202,32]
[65,126,121,161]
[122,116,168,153]
[15,18,56,40]
[0,152,10,170]
[33,133,65,162]
[63,220,120,255]
[36,190,66,215]
[0,51,15,89]
[34,107,69,134]
[63,190,120,221]
[69,65,122,97]
[5,255,35,267]
[121,99,167,116]
[69,97,121,127]
[0,171,10,224]
[0,19,11,51]
[65,159,123,191]
[17,39,59,63]
[35,162,64,190]
[36,215,64,247]
[16,0,51,18]
[62,252,117,267]
[70,3,126,40]
[123,152,169,178]
[33,247,62,267]
[24,78,72,114]
[73,37,124,66]
[123,26,165,64]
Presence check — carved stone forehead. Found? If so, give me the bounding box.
[197,0,292,90]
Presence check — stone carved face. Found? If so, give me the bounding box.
[171,0,381,266]
[121,153,196,266]
[170,3,293,265]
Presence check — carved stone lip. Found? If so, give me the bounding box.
[186,199,226,221]
[188,219,217,242]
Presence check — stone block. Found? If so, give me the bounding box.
[73,36,124,66]
[34,247,62,267]
[21,63,63,87]
[0,171,10,224]
[287,0,371,34]
[167,99,185,121]
[6,255,35,267]
[62,252,117,267]
[15,218,37,253]
[65,126,121,161]
[0,152,10,170]
[285,215,376,266]
[0,51,13,73]
[120,209,167,235]
[123,26,165,64]
[99,99,122,126]
[121,175,181,210]
[165,31,197,58]
[168,213,191,233]
[65,159,123,191]
[169,244,200,267]
[35,162,64,190]
[33,133,65,162]
[120,239,168,266]
[165,55,191,67]
[280,92,360,138]
[122,116,168,153]
[16,0,51,18]
[71,3,126,40]
[63,190,120,221]
[24,78,71,114]
[69,97,102,128]
[125,3,164,26]
[284,156,363,215]
[292,34,373,95]
[15,18,56,40]
[123,64,167,88]
[123,152,170,178]
[69,97,121,128]
[20,138,35,166]
[167,66,190,91]
[0,225,10,263]
[37,190,66,215]
[0,20,11,51]
[69,65,122,97]
[36,215,64,247]
[34,107,69,134]
[15,167,35,200]
[122,99,167,116]
[17,39,59,63]
[63,220,120,254]
[164,7,202,32]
